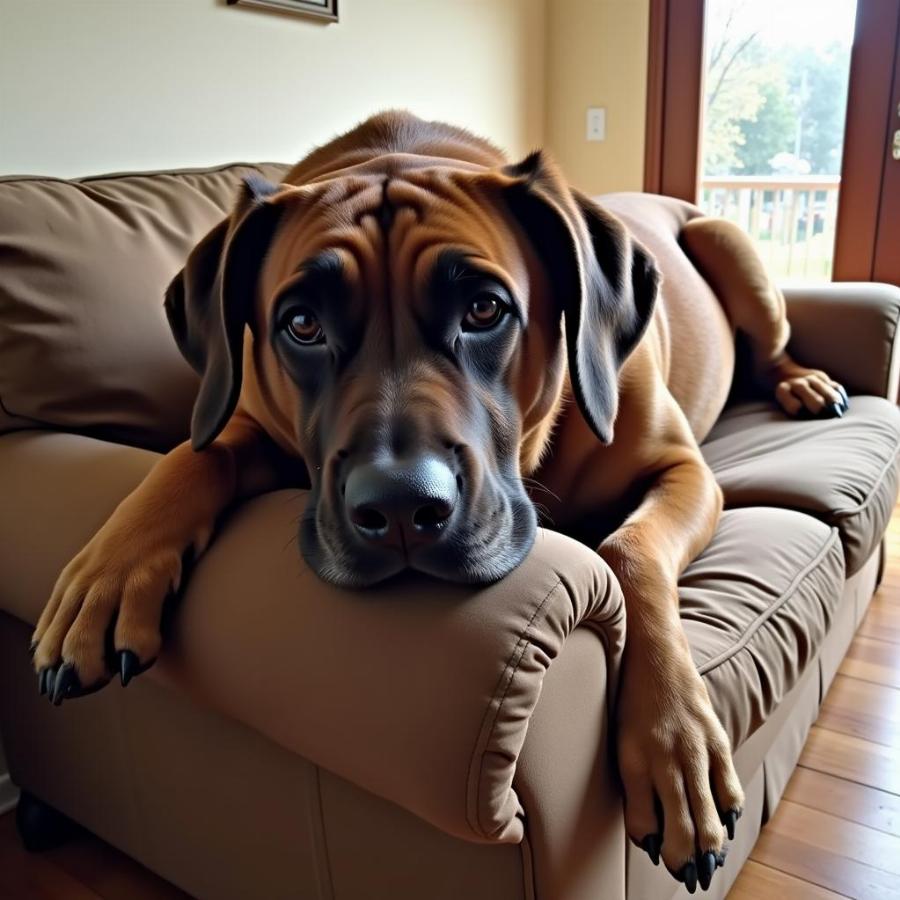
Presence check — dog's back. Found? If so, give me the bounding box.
[603,193,737,442]
[285,110,506,185]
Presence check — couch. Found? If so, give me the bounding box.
[0,163,898,900]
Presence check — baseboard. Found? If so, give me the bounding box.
[0,772,19,815]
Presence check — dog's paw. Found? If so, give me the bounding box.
[769,360,849,419]
[31,527,183,705]
[618,655,744,893]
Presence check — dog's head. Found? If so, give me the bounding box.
[165,154,658,587]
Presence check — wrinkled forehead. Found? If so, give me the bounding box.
[257,169,529,313]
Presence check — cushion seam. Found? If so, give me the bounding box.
[697,527,842,676]
[468,577,562,839]
[830,440,900,517]
[0,161,290,186]
[880,301,900,398]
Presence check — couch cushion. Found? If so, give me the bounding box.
[680,507,845,748]
[702,396,900,575]
[0,163,288,452]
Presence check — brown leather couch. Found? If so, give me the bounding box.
[1,164,898,900]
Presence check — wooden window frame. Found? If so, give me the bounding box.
[835,2,900,282]
[644,0,900,282]
[644,0,706,202]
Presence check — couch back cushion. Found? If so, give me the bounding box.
[0,163,288,451]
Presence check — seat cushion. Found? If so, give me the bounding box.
[0,163,287,451]
[680,507,845,748]
[702,396,900,575]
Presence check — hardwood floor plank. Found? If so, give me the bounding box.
[840,635,900,689]
[800,726,900,795]
[785,767,900,837]
[758,800,900,874]
[857,593,900,645]
[817,674,900,747]
[750,800,900,899]
[728,859,849,899]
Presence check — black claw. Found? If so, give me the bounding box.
[640,833,661,866]
[723,808,739,841]
[680,861,698,894]
[829,401,844,418]
[698,851,717,891]
[51,664,79,706]
[37,668,49,696]
[45,667,59,703]
[28,640,38,658]
[119,650,140,687]
[838,385,850,407]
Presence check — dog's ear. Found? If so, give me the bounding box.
[499,152,659,444]
[164,176,285,450]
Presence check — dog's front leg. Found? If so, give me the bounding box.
[31,415,288,702]
[599,443,744,893]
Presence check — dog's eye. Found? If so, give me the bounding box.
[284,309,325,345]
[463,292,506,330]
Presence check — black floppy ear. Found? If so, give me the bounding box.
[164,176,284,450]
[501,153,659,444]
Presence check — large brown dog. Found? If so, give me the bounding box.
[31,112,847,892]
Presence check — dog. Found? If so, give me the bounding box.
[31,111,848,892]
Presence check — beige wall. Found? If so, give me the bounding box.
[0,0,545,177]
[0,0,651,193]
[544,0,649,196]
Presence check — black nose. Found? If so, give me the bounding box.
[345,456,458,546]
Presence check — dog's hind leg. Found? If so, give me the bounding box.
[681,217,848,418]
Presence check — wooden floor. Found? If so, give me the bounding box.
[1,517,899,899]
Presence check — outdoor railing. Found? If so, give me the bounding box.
[699,175,841,281]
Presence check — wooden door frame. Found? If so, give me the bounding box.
[644,0,899,282]
[644,0,706,202]
[840,2,900,282]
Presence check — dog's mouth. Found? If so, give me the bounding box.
[298,482,537,589]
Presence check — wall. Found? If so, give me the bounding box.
[0,0,652,193]
[0,0,546,177]
[544,0,650,196]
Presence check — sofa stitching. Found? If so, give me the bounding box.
[880,300,900,399]
[308,765,336,900]
[468,576,563,839]
[697,527,842,676]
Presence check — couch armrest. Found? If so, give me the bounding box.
[161,492,625,847]
[783,282,900,400]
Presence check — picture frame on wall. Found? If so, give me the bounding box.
[227,0,339,23]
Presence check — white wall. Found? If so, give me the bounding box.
[0,0,546,177]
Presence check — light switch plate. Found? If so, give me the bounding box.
[586,107,606,142]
